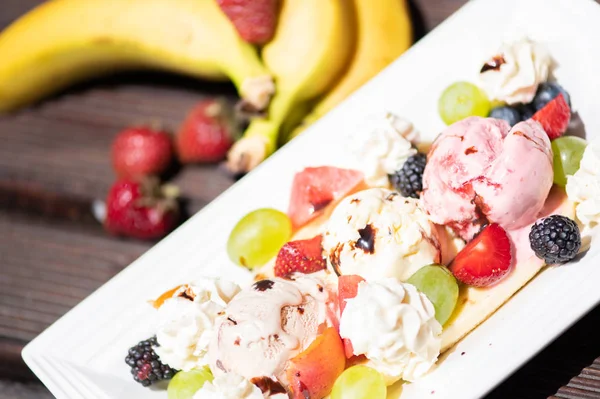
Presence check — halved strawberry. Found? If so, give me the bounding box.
[274,235,326,278]
[532,93,571,140]
[449,224,512,287]
[338,275,365,358]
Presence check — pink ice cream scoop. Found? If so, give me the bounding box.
[208,273,337,385]
[422,117,553,241]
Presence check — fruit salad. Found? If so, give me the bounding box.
[123,38,597,398]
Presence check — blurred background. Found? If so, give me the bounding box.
[0,0,599,398]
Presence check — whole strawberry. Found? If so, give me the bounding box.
[104,178,179,240]
[111,126,173,178]
[175,99,237,164]
[217,0,280,45]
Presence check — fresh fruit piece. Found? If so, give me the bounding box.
[407,264,459,325]
[152,285,184,309]
[226,0,355,173]
[287,0,413,141]
[330,365,386,399]
[516,103,535,121]
[167,367,213,399]
[338,275,365,313]
[438,81,491,125]
[216,0,279,45]
[338,274,365,358]
[176,99,237,163]
[125,336,177,387]
[104,178,179,240]
[227,208,292,269]
[532,94,571,140]
[533,82,572,111]
[489,105,521,126]
[274,235,326,277]
[0,0,274,113]
[286,327,346,399]
[449,224,512,287]
[389,153,427,199]
[111,126,172,178]
[288,166,364,229]
[551,136,587,187]
[529,215,581,264]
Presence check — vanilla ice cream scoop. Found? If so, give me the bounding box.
[208,272,336,384]
[321,188,441,281]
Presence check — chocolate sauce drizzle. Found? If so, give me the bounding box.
[253,279,275,292]
[356,224,376,254]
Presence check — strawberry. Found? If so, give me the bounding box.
[337,274,365,358]
[175,99,237,164]
[274,235,326,278]
[532,93,571,140]
[449,223,512,287]
[104,178,179,240]
[111,126,173,178]
[216,0,279,45]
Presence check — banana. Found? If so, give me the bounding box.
[0,0,274,113]
[226,0,355,173]
[286,0,413,142]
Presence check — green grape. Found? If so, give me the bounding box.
[407,264,459,326]
[167,367,213,399]
[331,365,386,399]
[551,136,587,187]
[227,208,292,269]
[438,81,491,125]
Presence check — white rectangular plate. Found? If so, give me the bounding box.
[23,0,600,398]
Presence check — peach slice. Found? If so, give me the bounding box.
[286,327,346,399]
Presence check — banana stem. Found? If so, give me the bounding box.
[220,42,275,112]
[226,91,297,174]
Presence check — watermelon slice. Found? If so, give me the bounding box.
[288,166,364,229]
[338,274,365,358]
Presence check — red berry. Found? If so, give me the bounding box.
[104,178,179,240]
[111,126,173,178]
[217,0,279,45]
[449,223,512,287]
[274,235,326,278]
[175,99,237,164]
[532,93,571,140]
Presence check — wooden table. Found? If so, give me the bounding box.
[1,0,599,398]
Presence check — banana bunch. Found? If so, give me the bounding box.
[0,0,274,112]
[0,0,412,172]
[227,0,413,173]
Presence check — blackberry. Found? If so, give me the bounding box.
[529,215,581,264]
[389,153,427,198]
[125,336,177,387]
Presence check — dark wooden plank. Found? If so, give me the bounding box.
[0,211,150,343]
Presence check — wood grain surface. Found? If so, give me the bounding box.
[1,0,599,398]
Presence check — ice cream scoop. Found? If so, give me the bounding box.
[422,117,553,241]
[321,188,441,281]
[208,272,337,385]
